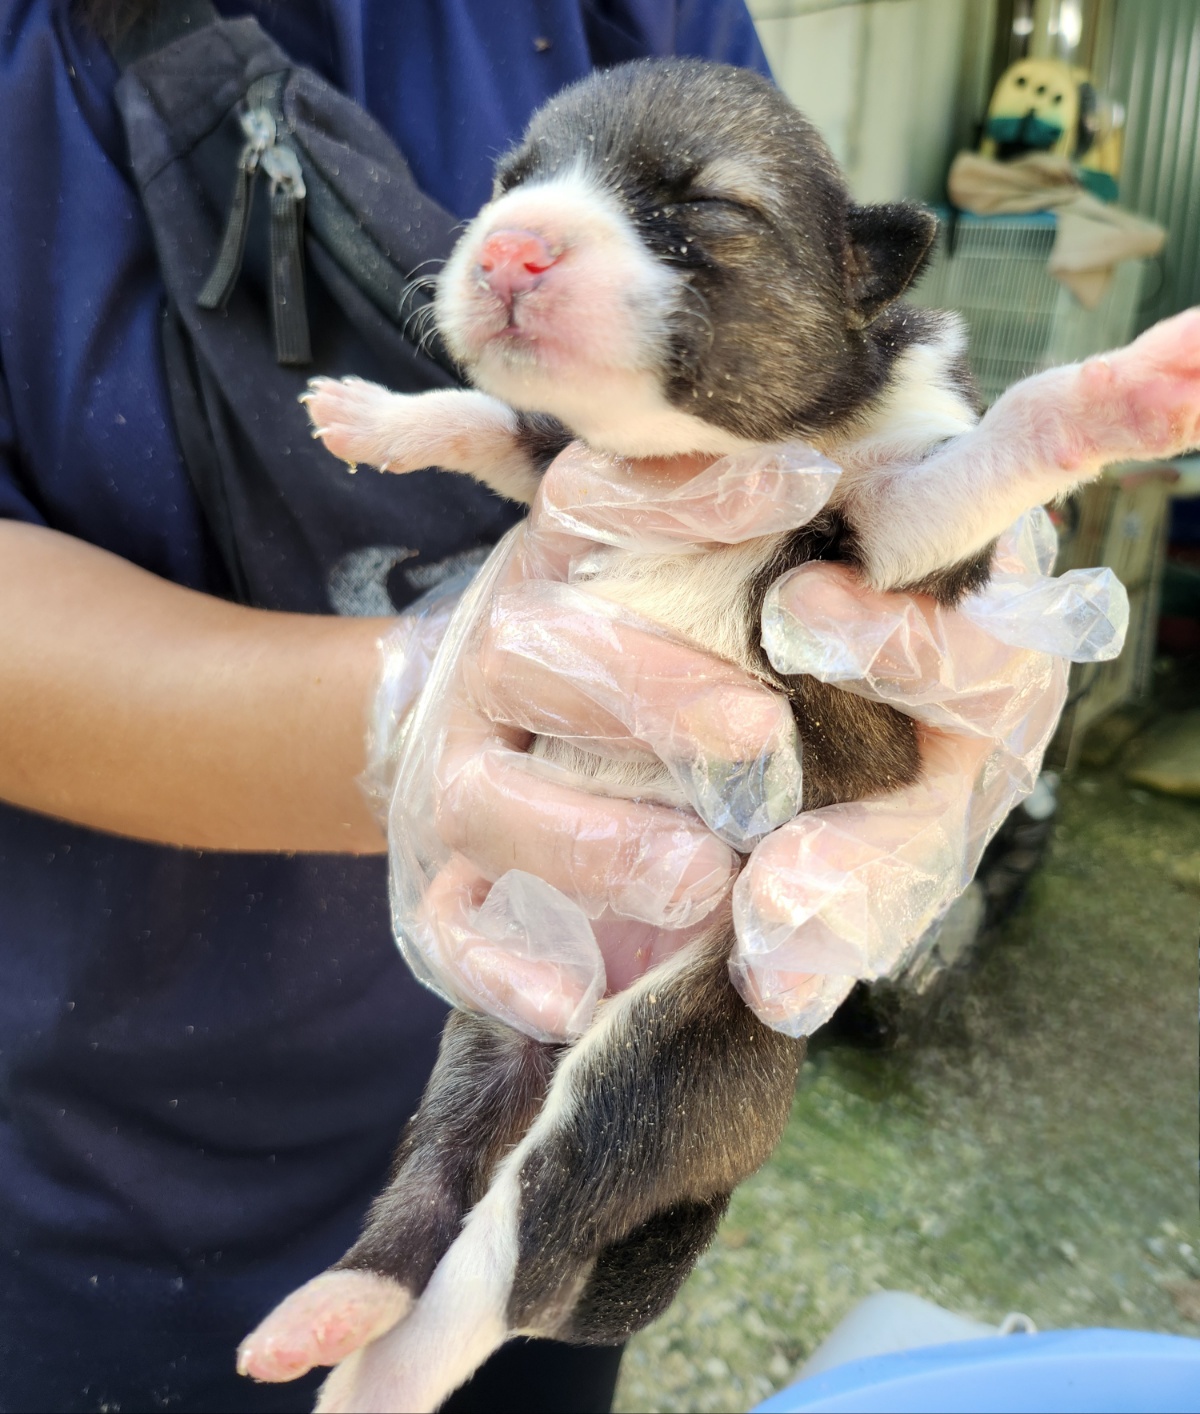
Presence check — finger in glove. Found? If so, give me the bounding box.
[400,855,605,1042]
[465,580,804,847]
[431,732,739,928]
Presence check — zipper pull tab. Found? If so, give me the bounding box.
[197,107,277,311]
[261,142,311,365]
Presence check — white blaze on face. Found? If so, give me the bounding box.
[435,167,753,458]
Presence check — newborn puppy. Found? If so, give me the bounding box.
[241,59,1200,1413]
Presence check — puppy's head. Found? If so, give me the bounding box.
[435,60,938,457]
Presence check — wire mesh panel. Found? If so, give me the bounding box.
[909,211,1146,403]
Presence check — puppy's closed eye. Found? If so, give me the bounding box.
[682,192,764,216]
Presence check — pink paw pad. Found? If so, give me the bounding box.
[238,1269,413,1383]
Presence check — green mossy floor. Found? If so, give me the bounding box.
[616,694,1200,1414]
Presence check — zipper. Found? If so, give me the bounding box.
[262,142,311,364]
[197,87,312,365]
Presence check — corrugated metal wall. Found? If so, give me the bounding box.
[1104,0,1200,329]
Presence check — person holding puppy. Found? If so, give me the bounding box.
[0,1,1114,1411]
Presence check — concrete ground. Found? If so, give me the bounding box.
[616,664,1200,1414]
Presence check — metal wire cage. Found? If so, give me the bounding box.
[908,210,1146,404]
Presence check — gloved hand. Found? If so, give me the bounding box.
[362,572,472,822]
[375,442,1126,1042]
[731,509,1126,1033]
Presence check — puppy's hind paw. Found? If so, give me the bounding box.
[238,1269,413,1384]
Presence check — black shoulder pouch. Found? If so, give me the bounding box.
[112,0,521,613]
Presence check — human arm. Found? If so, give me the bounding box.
[0,520,391,852]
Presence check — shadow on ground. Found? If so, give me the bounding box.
[617,665,1200,1414]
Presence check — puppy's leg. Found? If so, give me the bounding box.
[239,1013,558,1384]
[556,1193,731,1343]
[315,924,804,1412]
[313,1195,735,1413]
[842,306,1200,592]
[506,931,801,1343]
[302,379,568,504]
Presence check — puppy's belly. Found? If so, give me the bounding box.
[530,736,686,808]
[577,538,784,677]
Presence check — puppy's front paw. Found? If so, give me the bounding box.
[302,376,434,472]
[237,1269,413,1384]
[1081,307,1200,463]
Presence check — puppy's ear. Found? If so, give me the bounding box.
[844,203,938,328]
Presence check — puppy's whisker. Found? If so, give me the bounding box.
[408,306,443,360]
[679,282,716,352]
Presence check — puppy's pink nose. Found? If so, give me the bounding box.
[476,229,559,303]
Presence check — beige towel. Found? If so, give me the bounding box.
[948,151,1166,308]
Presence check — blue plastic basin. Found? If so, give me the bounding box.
[752,1328,1200,1413]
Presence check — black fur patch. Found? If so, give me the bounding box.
[902,541,997,605]
[336,1014,559,1296]
[743,512,922,808]
[513,411,573,474]
[783,678,922,809]
[506,930,804,1341]
[558,1197,729,1345]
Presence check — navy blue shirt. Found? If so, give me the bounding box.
[0,2,767,1407]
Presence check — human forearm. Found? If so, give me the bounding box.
[0,522,389,851]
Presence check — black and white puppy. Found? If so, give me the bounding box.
[240,59,1200,1413]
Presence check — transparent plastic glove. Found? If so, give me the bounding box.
[361,571,474,821]
[733,509,1128,1036]
[462,579,805,845]
[534,442,842,552]
[384,441,844,1041]
[761,509,1126,739]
